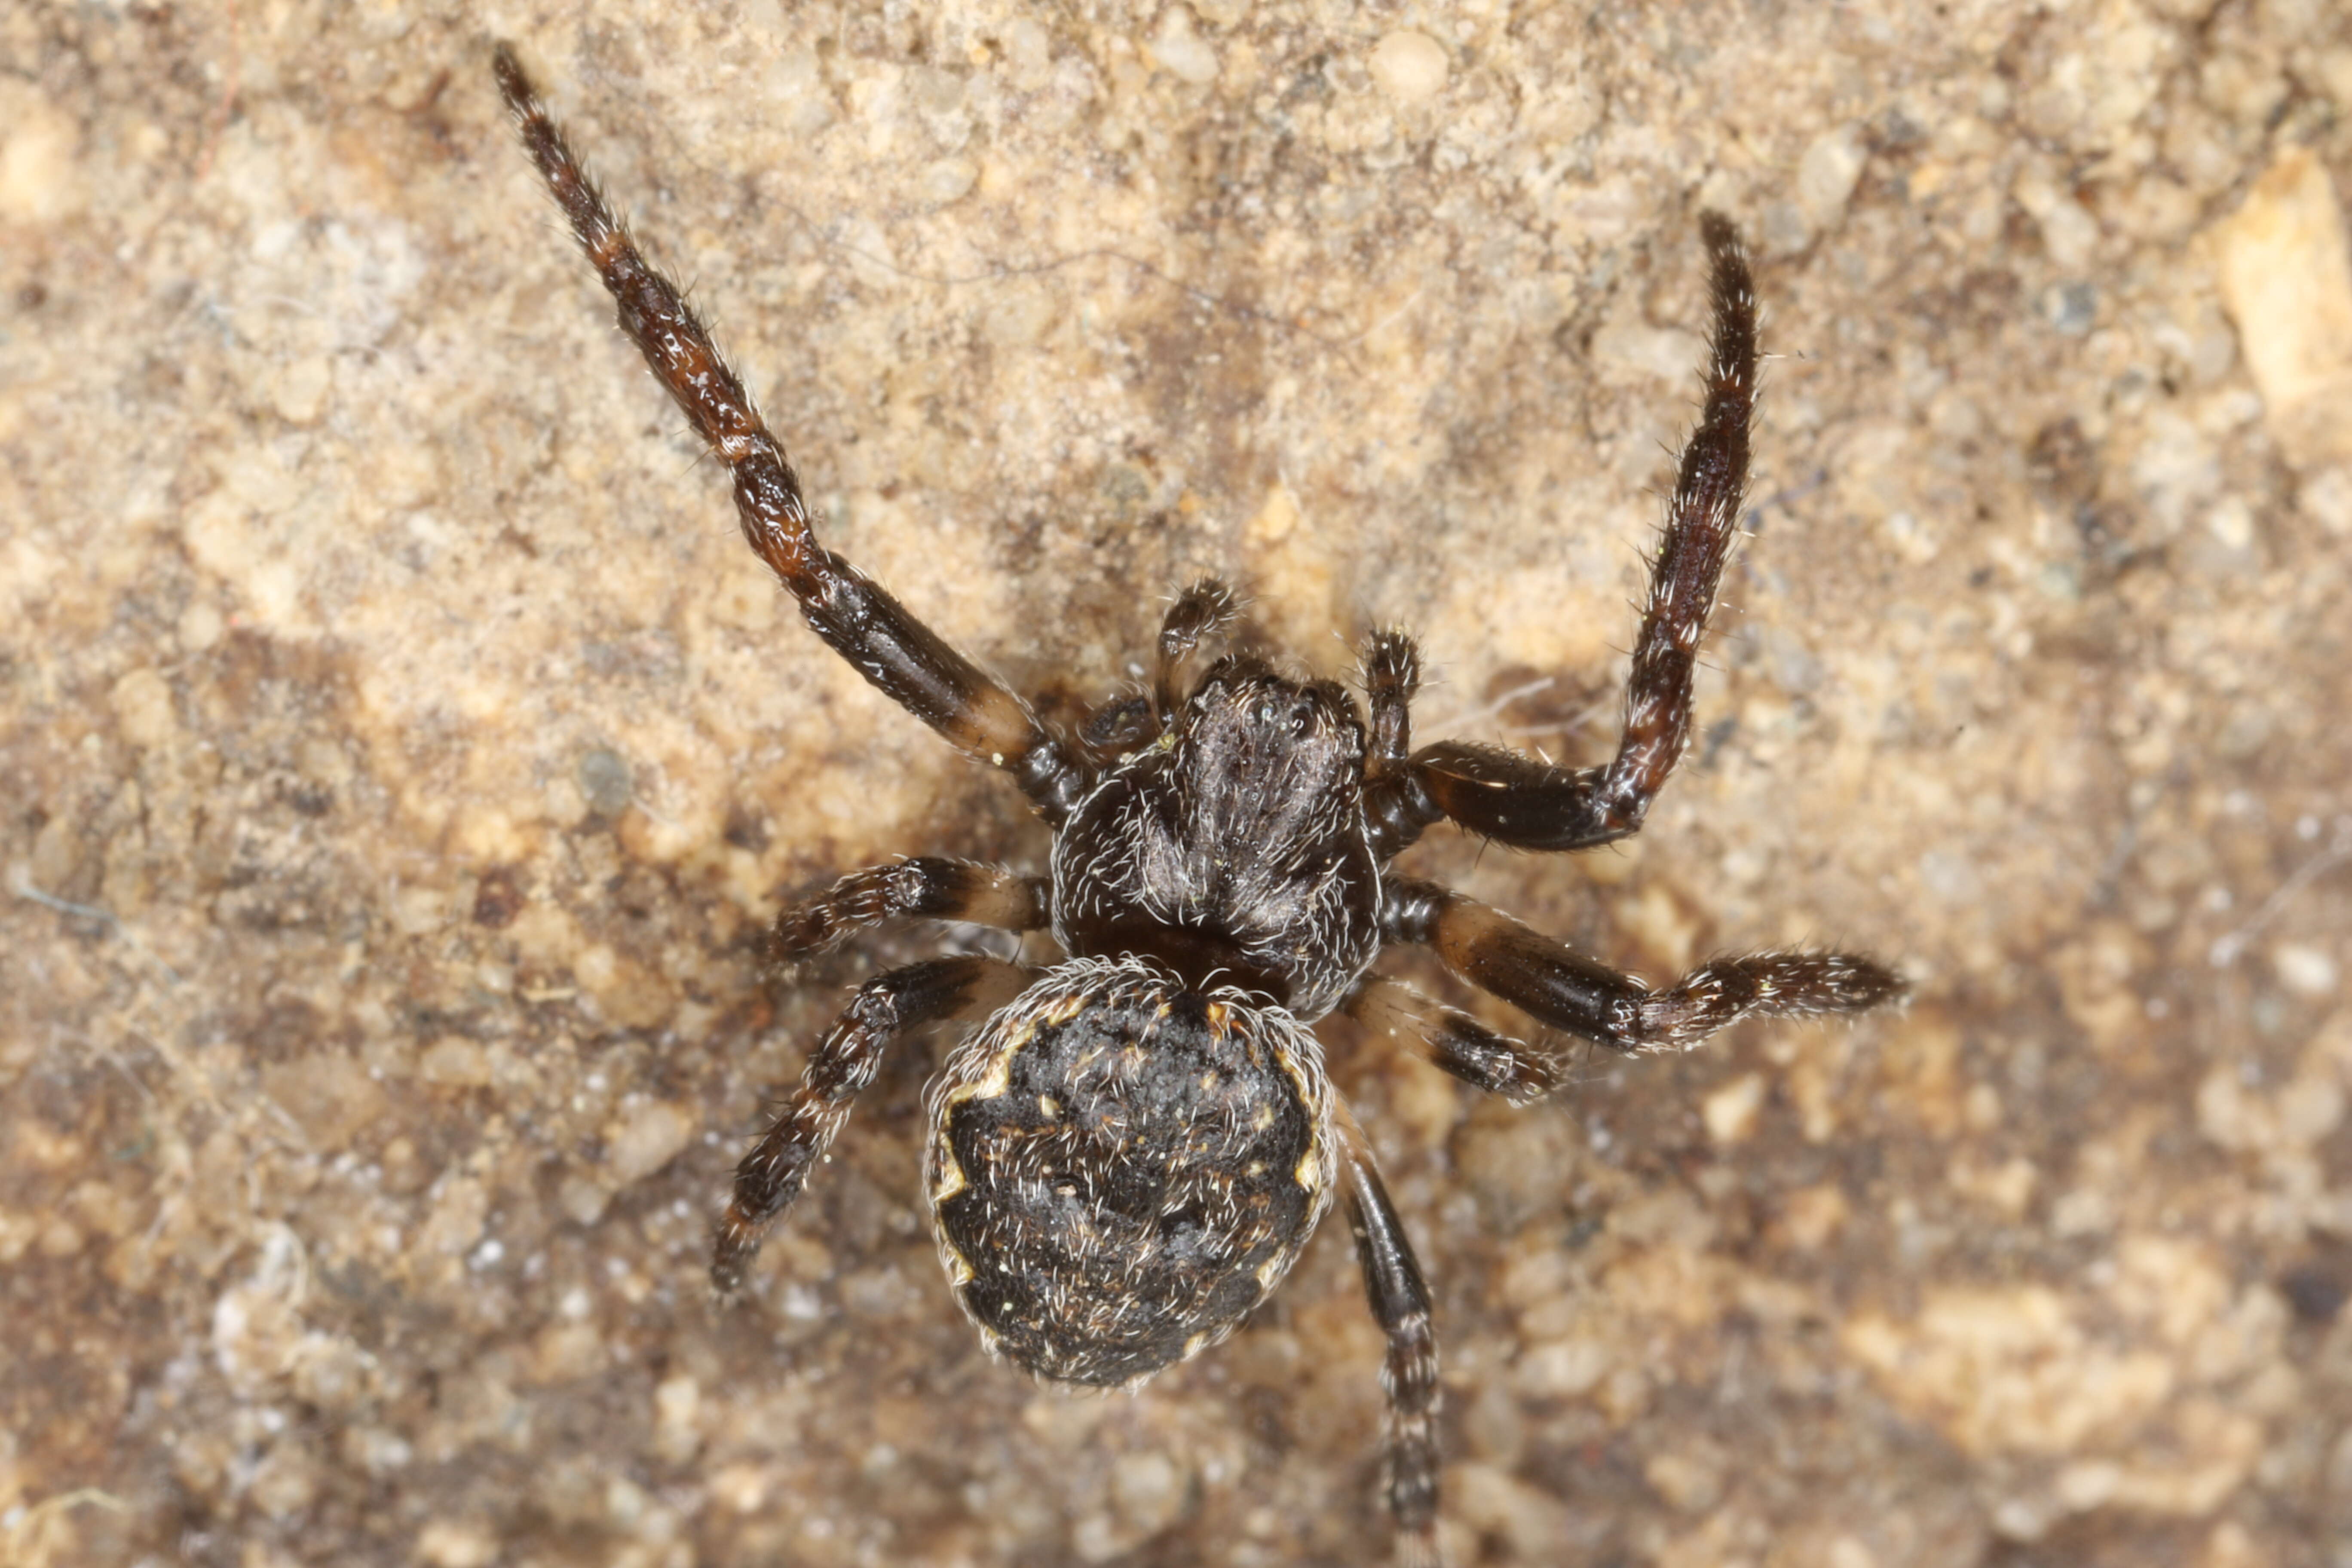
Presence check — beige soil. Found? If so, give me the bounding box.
[5,2,2351,1565]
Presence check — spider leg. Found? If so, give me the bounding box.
[493,46,1090,824]
[1361,629,1420,785]
[1079,577,1241,758]
[1335,1099,1444,1568]
[1381,876,1904,1054]
[1365,214,1755,858]
[713,955,1031,1292]
[1347,974,1563,1105]
[771,857,1050,959]
[1154,576,1240,720]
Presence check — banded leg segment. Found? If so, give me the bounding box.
[1381,876,1905,1054]
[1366,214,1757,857]
[1335,1101,1444,1568]
[1347,975,1564,1105]
[771,857,1050,959]
[492,46,1090,823]
[714,956,1030,1292]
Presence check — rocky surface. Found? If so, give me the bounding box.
[5,2,2352,1565]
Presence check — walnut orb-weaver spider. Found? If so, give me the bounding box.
[494,43,1903,1563]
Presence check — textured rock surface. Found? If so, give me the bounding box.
[5,2,2352,1565]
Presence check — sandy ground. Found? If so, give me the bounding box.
[6,1,2352,1565]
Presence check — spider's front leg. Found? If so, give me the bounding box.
[493,46,1091,824]
[714,955,1031,1292]
[1366,214,1755,861]
[1080,577,1242,756]
[1380,876,1903,1054]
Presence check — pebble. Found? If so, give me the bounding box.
[0,92,82,222]
[110,667,178,749]
[1148,10,1219,85]
[1369,31,1449,102]
[607,1099,695,1188]
[1110,1450,1187,1537]
[1797,124,1867,230]
[576,747,633,818]
[2216,147,2352,468]
[2275,942,2340,997]
[1702,1072,1766,1144]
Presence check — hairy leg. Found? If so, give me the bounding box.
[1155,577,1240,720]
[1346,974,1563,1104]
[1081,578,1243,754]
[714,955,1030,1292]
[771,857,1051,959]
[1335,1100,1444,1568]
[493,46,1089,823]
[1366,215,1755,856]
[1360,629,1423,858]
[1381,876,1905,1053]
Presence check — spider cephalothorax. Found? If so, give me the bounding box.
[1053,652,1382,1017]
[496,43,1904,1565]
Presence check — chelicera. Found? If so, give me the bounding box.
[496,43,1905,1563]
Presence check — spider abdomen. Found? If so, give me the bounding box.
[925,958,1338,1388]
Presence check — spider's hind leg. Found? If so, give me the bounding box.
[715,954,1031,1292]
[771,857,1050,959]
[1346,974,1563,1104]
[1335,1100,1445,1568]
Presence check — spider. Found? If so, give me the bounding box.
[495,43,1905,1565]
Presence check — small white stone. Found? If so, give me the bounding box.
[1643,1450,1723,1512]
[1148,10,1220,85]
[654,1374,703,1463]
[1368,31,1449,103]
[2301,466,2352,535]
[1512,1337,1611,1397]
[2038,199,2100,270]
[607,1099,695,1188]
[2275,942,2340,997]
[418,1036,492,1087]
[2055,1458,2122,1512]
[110,667,178,749]
[2216,147,2352,469]
[1111,1450,1186,1537]
[919,157,977,206]
[0,92,83,223]
[2278,1072,2344,1146]
[417,1519,499,1568]
[1703,1072,1766,1144]
[1797,124,1867,230]
[1589,318,1704,384]
[271,354,334,426]
[1827,1536,1880,1568]
[2205,495,2256,550]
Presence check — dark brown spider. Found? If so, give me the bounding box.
[495,43,1904,1565]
